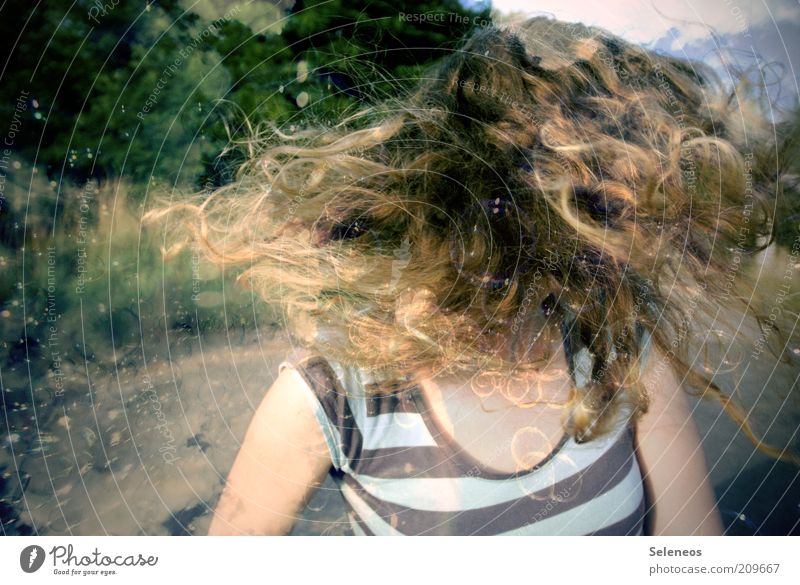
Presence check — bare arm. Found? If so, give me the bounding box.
[207,365,333,535]
[634,345,725,536]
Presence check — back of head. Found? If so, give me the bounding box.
[144,15,793,454]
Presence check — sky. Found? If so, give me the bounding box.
[490,0,800,109]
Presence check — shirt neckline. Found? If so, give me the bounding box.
[409,382,570,480]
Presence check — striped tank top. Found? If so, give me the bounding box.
[278,328,652,536]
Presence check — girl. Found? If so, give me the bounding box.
[145,16,797,535]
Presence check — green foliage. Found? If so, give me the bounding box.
[0,170,272,386]
[774,108,800,248]
[0,0,490,191]
[0,0,493,385]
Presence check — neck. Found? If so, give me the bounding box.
[418,321,572,407]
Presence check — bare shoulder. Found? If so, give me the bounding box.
[636,343,693,433]
[247,361,333,459]
[207,361,332,535]
[632,342,724,535]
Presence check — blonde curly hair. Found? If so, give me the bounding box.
[143,16,797,460]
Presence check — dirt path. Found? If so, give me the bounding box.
[2,306,798,535]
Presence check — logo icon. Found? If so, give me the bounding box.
[20,545,46,573]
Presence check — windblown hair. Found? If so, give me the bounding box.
[144,17,798,461]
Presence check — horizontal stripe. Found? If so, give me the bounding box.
[494,461,644,535]
[287,343,647,536]
[351,426,631,510]
[350,518,366,536]
[340,433,637,535]
[339,459,644,536]
[357,444,471,478]
[363,387,419,415]
[348,512,374,536]
[360,412,438,450]
[357,409,630,481]
[340,481,404,536]
[586,502,646,535]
